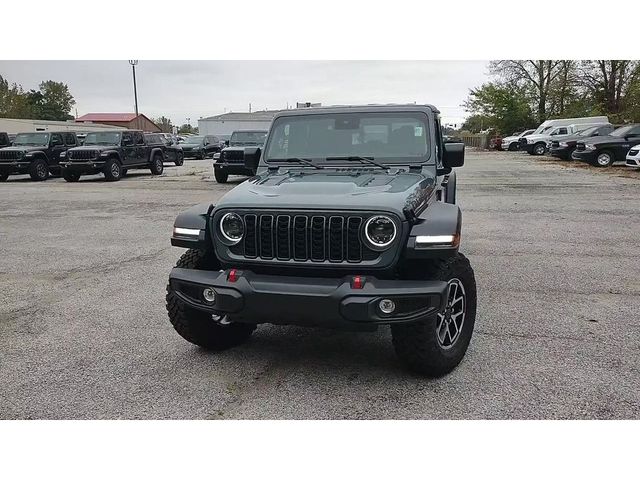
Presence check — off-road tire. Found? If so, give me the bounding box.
[103,158,122,182]
[594,150,614,167]
[29,158,49,181]
[166,249,256,351]
[508,142,518,151]
[0,172,9,182]
[174,153,184,166]
[199,150,206,160]
[391,253,477,377]
[532,142,546,156]
[63,171,81,182]
[214,169,228,183]
[150,153,164,175]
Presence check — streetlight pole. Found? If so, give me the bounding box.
[129,60,139,128]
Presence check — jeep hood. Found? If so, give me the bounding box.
[68,145,114,152]
[2,146,42,153]
[216,169,436,218]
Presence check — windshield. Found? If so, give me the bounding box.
[265,113,430,164]
[14,133,50,146]
[184,136,204,144]
[611,125,637,137]
[577,126,601,137]
[522,130,534,136]
[83,132,122,145]
[230,131,267,145]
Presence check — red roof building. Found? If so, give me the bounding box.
[75,113,160,132]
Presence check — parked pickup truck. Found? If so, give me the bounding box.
[572,124,640,167]
[59,130,165,182]
[501,129,534,151]
[519,116,609,155]
[549,124,615,160]
[0,131,78,181]
[212,130,268,183]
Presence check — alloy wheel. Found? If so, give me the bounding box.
[436,278,466,349]
[36,163,47,179]
[597,153,612,166]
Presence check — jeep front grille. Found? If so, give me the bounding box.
[230,213,378,263]
[68,150,98,160]
[0,151,21,161]
[222,150,244,163]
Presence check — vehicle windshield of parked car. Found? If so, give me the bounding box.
[184,136,204,144]
[576,126,601,137]
[610,125,639,137]
[14,132,50,146]
[230,131,268,145]
[265,113,430,164]
[83,132,122,146]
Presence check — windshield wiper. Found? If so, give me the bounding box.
[271,157,324,169]
[325,156,390,171]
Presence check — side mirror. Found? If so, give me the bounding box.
[442,142,464,169]
[244,148,261,172]
[225,140,230,146]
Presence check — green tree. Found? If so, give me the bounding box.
[463,82,535,135]
[0,75,31,118]
[178,124,197,134]
[36,80,75,120]
[153,116,173,133]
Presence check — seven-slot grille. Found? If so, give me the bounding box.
[222,150,244,163]
[0,150,22,161]
[68,149,99,160]
[229,212,377,263]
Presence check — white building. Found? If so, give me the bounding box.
[0,117,121,134]
[198,110,280,136]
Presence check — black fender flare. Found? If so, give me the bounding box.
[171,203,215,249]
[150,147,165,161]
[102,150,124,163]
[26,150,50,164]
[404,201,462,259]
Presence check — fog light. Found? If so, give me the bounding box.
[202,287,216,304]
[379,298,396,314]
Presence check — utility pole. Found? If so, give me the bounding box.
[249,103,252,113]
[129,60,139,128]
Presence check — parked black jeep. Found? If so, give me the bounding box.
[166,105,476,377]
[145,133,184,166]
[60,130,165,182]
[572,124,640,167]
[0,131,77,181]
[213,130,268,183]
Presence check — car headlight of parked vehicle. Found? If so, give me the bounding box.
[220,212,244,244]
[363,215,397,250]
[559,142,568,147]
[213,152,220,160]
[585,144,596,150]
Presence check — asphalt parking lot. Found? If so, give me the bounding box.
[1,152,639,419]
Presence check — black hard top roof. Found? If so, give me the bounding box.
[272,104,440,120]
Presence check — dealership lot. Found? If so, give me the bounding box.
[1,152,639,419]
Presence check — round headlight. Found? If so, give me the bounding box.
[220,213,244,244]
[364,215,396,249]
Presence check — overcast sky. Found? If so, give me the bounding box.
[0,61,489,126]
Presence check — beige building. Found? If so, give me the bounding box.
[0,117,120,134]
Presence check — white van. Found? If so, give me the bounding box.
[520,116,609,155]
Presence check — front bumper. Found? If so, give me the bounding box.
[626,153,640,167]
[60,160,106,174]
[214,161,252,175]
[571,150,596,163]
[0,161,32,174]
[550,146,571,158]
[169,267,448,331]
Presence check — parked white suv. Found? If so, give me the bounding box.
[501,129,535,151]
[626,147,640,168]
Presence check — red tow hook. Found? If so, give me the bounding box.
[352,275,365,289]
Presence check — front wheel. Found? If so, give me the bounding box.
[0,172,9,182]
[166,249,256,351]
[174,152,184,166]
[29,158,49,181]
[532,143,546,156]
[391,253,477,377]
[594,150,614,167]
[103,158,122,181]
[214,168,228,183]
[508,142,518,151]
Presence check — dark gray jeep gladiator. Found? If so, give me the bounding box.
[213,130,268,183]
[60,130,165,182]
[166,105,476,376]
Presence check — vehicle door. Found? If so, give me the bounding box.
[121,132,136,165]
[133,131,147,164]
[59,132,77,166]
[162,136,176,162]
[48,133,65,165]
[204,136,217,155]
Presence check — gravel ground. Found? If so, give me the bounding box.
[1,152,639,419]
